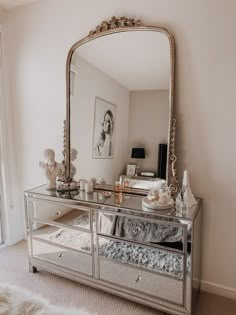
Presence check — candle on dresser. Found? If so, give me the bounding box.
[85,179,94,193]
[80,179,87,191]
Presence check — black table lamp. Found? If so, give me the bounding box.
[131,148,145,175]
[131,148,145,159]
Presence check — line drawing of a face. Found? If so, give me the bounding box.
[102,110,114,136]
[94,109,114,157]
[93,97,117,159]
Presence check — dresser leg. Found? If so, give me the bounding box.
[29,264,37,273]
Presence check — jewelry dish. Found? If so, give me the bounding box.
[142,197,174,210]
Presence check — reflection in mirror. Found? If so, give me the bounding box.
[70,31,171,188]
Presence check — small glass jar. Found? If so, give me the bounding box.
[114,192,123,205]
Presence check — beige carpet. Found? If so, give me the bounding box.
[0,241,236,315]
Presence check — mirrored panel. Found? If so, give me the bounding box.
[68,26,176,191]
[97,211,184,252]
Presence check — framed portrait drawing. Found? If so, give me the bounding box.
[92,97,117,159]
[126,164,136,176]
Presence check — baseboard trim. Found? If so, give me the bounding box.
[201,280,236,300]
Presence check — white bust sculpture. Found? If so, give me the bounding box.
[39,148,64,189]
[61,148,78,181]
[70,148,78,180]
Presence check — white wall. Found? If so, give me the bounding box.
[127,90,169,173]
[71,55,129,183]
[3,0,236,299]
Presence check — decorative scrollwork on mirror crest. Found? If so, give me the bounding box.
[89,16,142,36]
[64,16,179,197]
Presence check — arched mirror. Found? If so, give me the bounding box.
[64,17,178,195]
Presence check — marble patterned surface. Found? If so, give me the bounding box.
[99,239,190,278]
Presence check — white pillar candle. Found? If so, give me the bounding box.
[85,180,93,193]
[80,179,87,191]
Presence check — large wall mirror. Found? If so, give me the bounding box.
[64,17,178,195]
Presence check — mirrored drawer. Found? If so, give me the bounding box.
[98,236,187,279]
[32,222,91,253]
[97,211,184,252]
[30,200,90,231]
[32,239,92,276]
[99,258,183,305]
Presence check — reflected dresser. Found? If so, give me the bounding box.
[25,185,202,315]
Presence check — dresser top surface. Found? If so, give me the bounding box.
[25,185,202,221]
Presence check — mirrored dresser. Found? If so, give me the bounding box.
[25,185,202,315]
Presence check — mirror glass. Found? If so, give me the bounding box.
[70,30,171,188]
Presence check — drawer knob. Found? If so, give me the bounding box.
[135,275,141,283]
[58,253,63,258]
[54,211,61,216]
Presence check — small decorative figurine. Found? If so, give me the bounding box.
[182,170,197,207]
[60,147,78,182]
[176,170,197,211]
[39,149,64,190]
[70,148,78,181]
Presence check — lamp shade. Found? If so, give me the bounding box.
[131,148,145,159]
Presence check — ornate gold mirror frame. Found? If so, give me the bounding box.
[63,17,179,196]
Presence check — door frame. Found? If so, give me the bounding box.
[0,25,19,246]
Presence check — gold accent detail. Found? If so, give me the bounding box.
[63,119,66,165]
[58,120,67,182]
[168,118,179,197]
[89,16,142,36]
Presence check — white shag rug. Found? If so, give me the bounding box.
[0,284,95,315]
